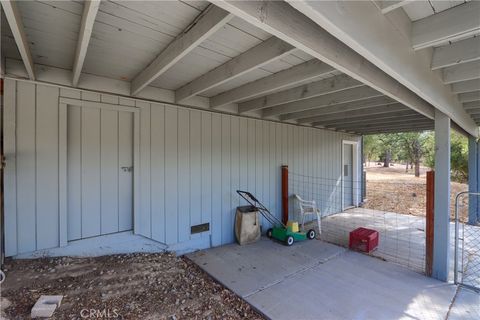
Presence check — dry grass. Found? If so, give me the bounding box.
[363,163,468,222]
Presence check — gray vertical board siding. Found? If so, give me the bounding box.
[36,85,60,249]
[255,121,263,227]
[150,105,165,242]
[4,79,361,256]
[164,106,178,245]
[16,82,36,252]
[247,119,256,194]
[189,110,202,240]
[230,117,240,240]
[267,122,276,229]
[177,109,190,243]
[275,123,282,221]
[67,106,82,240]
[100,109,119,234]
[4,79,17,256]
[238,118,248,207]
[262,122,270,229]
[200,112,212,238]
[211,113,222,247]
[221,115,232,244]
[58,103,68,246]
[81,107,101,238]
[118,111,134,232]
[138,101,151,237]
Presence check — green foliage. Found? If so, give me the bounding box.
[362,135,379,163]
[424,131,468,182]
[372,133,403,165]
[365,130,469,182]
[398,132,429,176]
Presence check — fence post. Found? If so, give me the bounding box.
[282,165,288,224]
[426,170,435,277]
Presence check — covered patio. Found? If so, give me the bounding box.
[188,237,466,320]
[1,0,480,317]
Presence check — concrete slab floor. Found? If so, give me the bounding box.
[448,287,480,320]
[188,238,345,297]
[188,238,462,320]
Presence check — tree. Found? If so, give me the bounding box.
[362,135,379,166]
[375,133,402,167]
[423,131,468,182]
[398,132,428,177]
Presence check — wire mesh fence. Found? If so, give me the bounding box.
[289,171,428,274]
[455,192,480,291]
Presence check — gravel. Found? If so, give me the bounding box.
[1,253,265,319]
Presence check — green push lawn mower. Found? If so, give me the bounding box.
[236,190,316,246]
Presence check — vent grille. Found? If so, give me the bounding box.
[191,223,209,234]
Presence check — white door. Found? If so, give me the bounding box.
[343,143,354,208]
[67,106,134,240]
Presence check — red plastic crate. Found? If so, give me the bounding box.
[349,227,379,253]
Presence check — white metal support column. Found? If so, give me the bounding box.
[433,109,451,281]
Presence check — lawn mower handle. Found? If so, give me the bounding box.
[236,190,259,204]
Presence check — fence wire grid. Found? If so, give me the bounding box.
[455,193,480,291]
[288,171,428,274]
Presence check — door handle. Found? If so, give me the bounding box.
[121,166,133,172]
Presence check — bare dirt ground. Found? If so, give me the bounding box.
[1,253,264,320]
[363,162,468,221]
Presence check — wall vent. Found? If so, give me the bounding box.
[191,223,209,234]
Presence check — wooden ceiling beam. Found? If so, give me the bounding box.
[1,0,35,80]
[131,5,233,96]
[72,0,100,87]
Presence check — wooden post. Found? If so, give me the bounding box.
[426,170,435,277]
[282,165,289,224]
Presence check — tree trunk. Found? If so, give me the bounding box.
[413,139,421,177]
[405,162,409,172]
[383,151,391,167]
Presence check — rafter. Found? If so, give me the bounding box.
[451,79,480,94]
[262,86,381,118]
[281,0,476,135]
[464,101,480,112]
[131,5,232,96]
[238,74,362,113]
[431,37,480,70]
[412,1,480,50]
[72,0,100,87]
[286,96,395,122]
[356,125,434,135]
[1,0,35,80]
[307,104,409,124]
[443,60,480,84]
[209,1,441,129]
[327,118,431,130]
[319,112,421,127]
[210,59,333,108]
[175,36,295,103]
[458,92,480,103]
